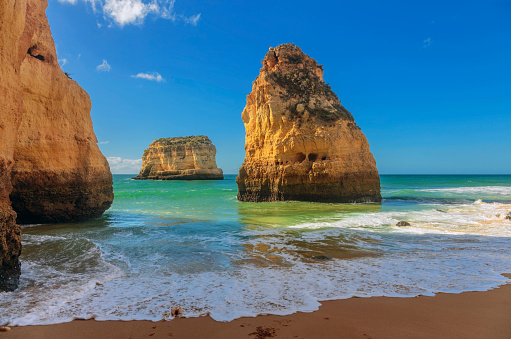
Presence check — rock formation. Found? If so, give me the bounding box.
[136,136,224,180]
[236,44,381,203]
[0,0,113,290]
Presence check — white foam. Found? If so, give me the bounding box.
[2,241,509,325]
[2,202,511,326]
[417,186,511,196]
[291,202,511,237]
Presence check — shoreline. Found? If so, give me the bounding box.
[3,274,510,339]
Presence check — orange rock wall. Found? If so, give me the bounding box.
[0,0,113,290]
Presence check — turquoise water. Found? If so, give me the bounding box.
[1,175,511,325]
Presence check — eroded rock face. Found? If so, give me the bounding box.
[0,0,113,290]
[0,0,24,292]
[236,44,381,203]
[0,166,21,292]
[136,136,224,180]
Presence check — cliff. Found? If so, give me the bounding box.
[236,44,381,203]
[136,135,224,180]
[0,0,113,290]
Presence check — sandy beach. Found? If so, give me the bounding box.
[3,274,510,339]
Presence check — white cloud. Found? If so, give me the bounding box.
[99,140,110,144]
[160,0,176,21]
[423,38,432,48]
[107,157,143,174]
[103,0,157,26]
[58,58,68,67]
[96,59,111,71]
[183,13,200,26]
[58,0,200,27]
[131,72,165,82]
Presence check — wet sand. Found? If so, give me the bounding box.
[3,274,511,339]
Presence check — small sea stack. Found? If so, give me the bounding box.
[135,135,224,180]
[236,43,381,203]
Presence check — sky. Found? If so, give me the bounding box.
[47,0,511,174]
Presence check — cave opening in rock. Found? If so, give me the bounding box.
[308,153,318,162]
[295,152,306,162]
[27,46,45,61]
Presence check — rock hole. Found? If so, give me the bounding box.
[308,153,318,162]
[321,156,327,161]
[27,46,45,61]
[295,152,306,162]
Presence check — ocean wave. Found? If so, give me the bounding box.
[290,202,511,237]
[1,206,511,325]
[2,238,509,325]
[383,186,511,203]
[416,186,511,195]
[3,177,511,326]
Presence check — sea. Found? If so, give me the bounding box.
[1,174,511,325]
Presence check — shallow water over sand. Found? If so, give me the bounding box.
[1,175,510,325]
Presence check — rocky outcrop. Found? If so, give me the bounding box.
[136,136,224,180]
[0,0,113,290]
[0,171,20,292]
[236,44,381,203]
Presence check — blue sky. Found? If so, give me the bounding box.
[48,0,511,174]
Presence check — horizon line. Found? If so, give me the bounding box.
[112,173,511,176]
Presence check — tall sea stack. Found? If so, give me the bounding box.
[237,44,381,203]
[136,135,224,180]
[0,0,113,291]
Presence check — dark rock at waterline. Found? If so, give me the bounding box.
[396,221,411,227]
[0,170,21,292]
[506,212,511,220]
[435,209,448,213]
[0,260,20,292]
[312,255,333,260]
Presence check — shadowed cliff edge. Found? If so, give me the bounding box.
[236,43,381,203]
[0,0,113,291]
[135,135,224,180]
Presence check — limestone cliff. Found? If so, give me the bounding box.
[236,44,381,203]
[0,0,113,290]
[136,136,224,180]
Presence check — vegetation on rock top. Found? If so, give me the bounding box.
[151,135,212,146]
[264,43,355,123]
